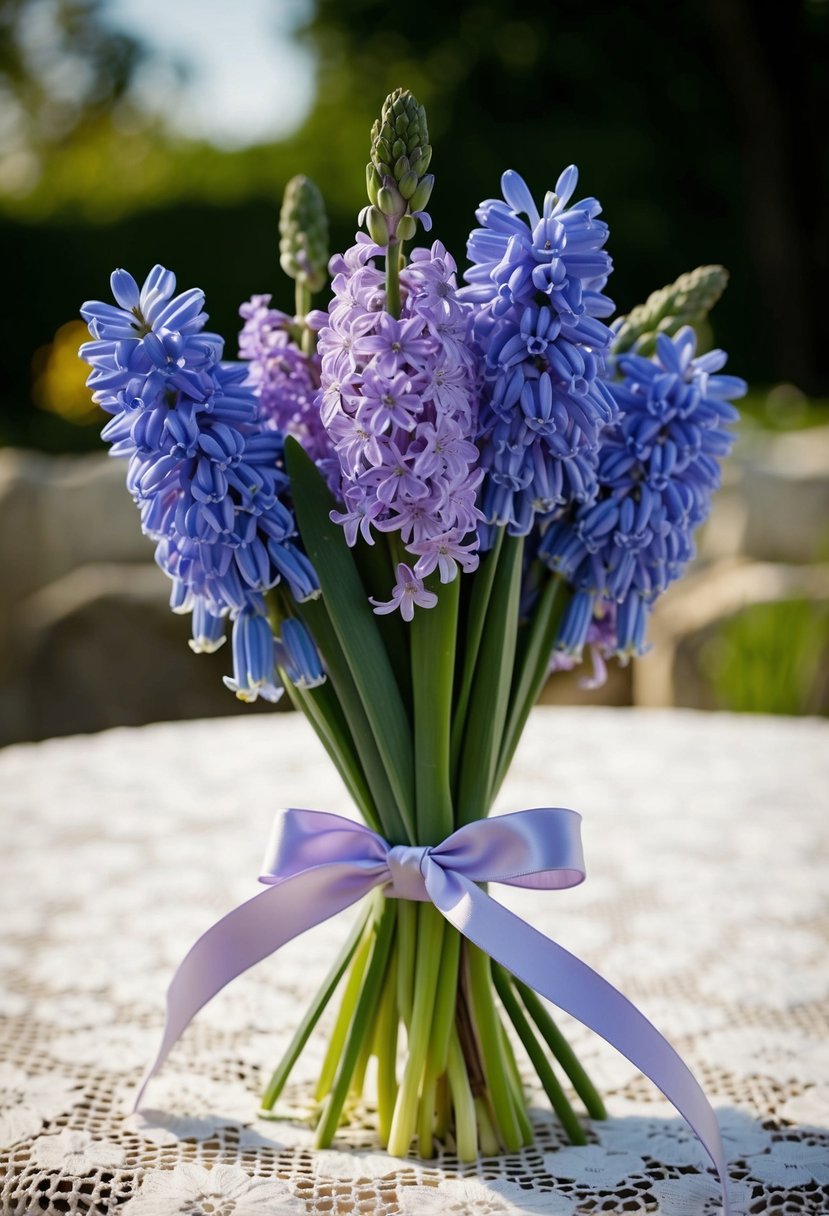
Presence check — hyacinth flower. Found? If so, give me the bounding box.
[461,166,618,545]
[239,176,339,491]
[80,265,320,702]
[540,326,747,659]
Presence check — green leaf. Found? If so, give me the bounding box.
[455,534,524,823]
[494,573,570,795]
[286,437,415,843]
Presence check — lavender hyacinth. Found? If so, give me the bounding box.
[540,327,746,658]
[80,266,319,701]
[238,295,337,485]
[462,167,617,545]
[317,235,483,618]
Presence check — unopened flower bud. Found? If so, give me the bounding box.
[396,215,417,242]
[279,175,329,294]
[378,183,405,218]
[612,265,729,356]
[366,205,390,246]
[408,174,434,213]
[398,169,419,200]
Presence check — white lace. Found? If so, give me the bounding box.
[1,707,827,1214]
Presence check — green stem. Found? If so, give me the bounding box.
[494,573,570,796]
[492,965,587,1144]
[373,951,399,1146]
[295,595,406,843]
[387,903,445,1155]
[315,899,397,1147]
[417,926,461,1156]
[281,677,377,830]
[412,573,458,843]
[314,916,374,1102]
[498,1019,533,1145]
[385,241,401,318]
[396,900,416,1030]
[260,905,370,1111]
[456,534,525,824]
[450,530,504,778]
[466,944,523,1152]
[514,978,607,1120]
[447,1028,477,1161]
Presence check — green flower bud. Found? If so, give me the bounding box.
[408,174,434,214]
[365,88,434,248]
[278,175,329,294]
[366,163,381,205]
[612,265,729,356]
[377,183,405,217]
[398,169,419,200]
[396,215,417,242]
[366,205,390,246]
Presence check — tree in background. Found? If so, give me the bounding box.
[0,0,826,452]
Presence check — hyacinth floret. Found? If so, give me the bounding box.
[317,237,483,615]
[539,326,746,659]
[80,265,320,701]
[462,167,617,545]
[238,294,337,486]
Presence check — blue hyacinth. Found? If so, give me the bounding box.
[540,327,747,658]
[461,167,617,545]
[80,266,321,701]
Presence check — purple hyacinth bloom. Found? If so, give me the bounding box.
[540,326,746,660]
[370,563,439,622]
[462,167,617,542]
[223,602,283,703]
[317,238,484,616]
[275,618,326,690]
[80,266,319,695]
[238,294,338,488]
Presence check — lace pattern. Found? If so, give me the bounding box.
[1,707,827,1214]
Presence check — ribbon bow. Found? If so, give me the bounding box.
[137,806,729,1212]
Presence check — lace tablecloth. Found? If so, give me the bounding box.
[1,707,828,1215]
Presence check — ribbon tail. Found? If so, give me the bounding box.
[428,868,731,1215]
[134,862,378,1110]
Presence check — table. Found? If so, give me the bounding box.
[1,707,828,1214]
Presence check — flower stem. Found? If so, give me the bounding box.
[396,899,416,1029]
[411,572,458,842]
[261,904,370,1111]
[498,1019,533,1145]
[492,964,587,1144]
[373,951,399,1146]
[514,978,607,1120]
[447,1028,477,1161]
[466,944,523,1151]
[387,902,445,1155]
[314,915,374,1102]
[385,241,402,318]
[417,926,461,1156]
[315,899,397,1146]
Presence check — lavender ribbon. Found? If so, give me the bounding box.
[137,806,729,1211]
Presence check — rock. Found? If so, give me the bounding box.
[0,563,284,747]
[0,450,149,677]
[697,424,829,565]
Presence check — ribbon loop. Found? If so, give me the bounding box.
[386,844,431,901]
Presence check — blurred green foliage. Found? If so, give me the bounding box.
[1,0,827,453]
[703,599,829,716]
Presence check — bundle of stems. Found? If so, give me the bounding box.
[260,437,605,1157]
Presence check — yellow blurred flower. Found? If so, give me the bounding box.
[32,320,100,424]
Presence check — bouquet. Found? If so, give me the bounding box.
[78,89,745,1196]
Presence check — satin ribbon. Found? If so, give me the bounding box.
[137,806,729,1212]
